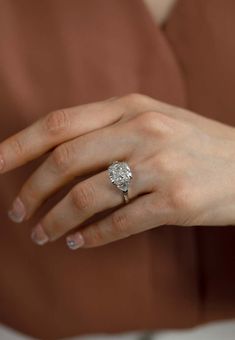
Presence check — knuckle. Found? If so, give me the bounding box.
[152,151,174,173]
[136,111,174,135]
[121,93,149,106]
[51,143,72,172]
[84,223,105,247]
[44,109,71,135]
[71,183,96,212]
[124,92,144,102]
[21,180,38,204]
[153,149,189,175]
[10,137,24,156]
[111,211,129,236]
[169,178,193,211]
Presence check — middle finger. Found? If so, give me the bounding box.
[8,122,136,222]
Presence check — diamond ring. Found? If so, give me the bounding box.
[108,161,133,204]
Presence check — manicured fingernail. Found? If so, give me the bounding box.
[31,223,49,245]
[8,197,26,223]
[0,154,4,172]
[66,233,85,250]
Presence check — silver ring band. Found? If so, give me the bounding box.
[123,190,129,204]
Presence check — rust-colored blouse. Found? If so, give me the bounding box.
[0,0,235,338]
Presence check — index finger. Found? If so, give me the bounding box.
[0,97,124,173]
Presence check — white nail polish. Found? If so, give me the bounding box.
[8,197,26,223]
[31,223,49,245]
[66,233,84,250]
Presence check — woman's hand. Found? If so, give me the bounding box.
[2,93,235,249]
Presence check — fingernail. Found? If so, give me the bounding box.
[66,233,85,250]
[8,197,26,223]
[0,154,4,172]
[31,223,49,245]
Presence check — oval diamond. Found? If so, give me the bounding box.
[108,161,132,192]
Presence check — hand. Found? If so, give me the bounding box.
[2,93,235,249]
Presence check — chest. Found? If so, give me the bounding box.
[143,0,177,24]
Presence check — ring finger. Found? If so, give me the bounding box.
[30,163,153,245]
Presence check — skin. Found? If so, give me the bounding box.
[143,0,177,25]
[1,93,235,249]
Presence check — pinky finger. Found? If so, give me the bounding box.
[66,192,169,249]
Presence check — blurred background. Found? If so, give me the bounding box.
[1,320,235,340]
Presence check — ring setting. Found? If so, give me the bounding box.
[108,161,133,204]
